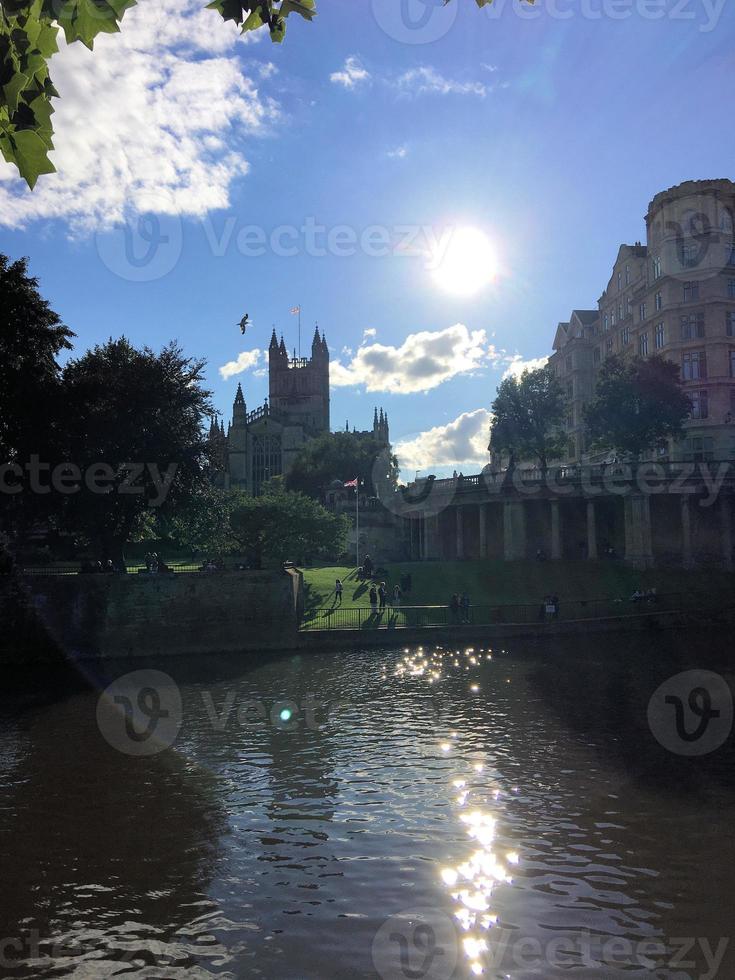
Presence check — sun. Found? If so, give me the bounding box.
[430,226,497,297]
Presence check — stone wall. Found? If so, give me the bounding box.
[0,569,301,665]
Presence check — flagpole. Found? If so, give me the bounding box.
[355,482,360,571]
[298,306,301,359]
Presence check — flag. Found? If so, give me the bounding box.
[290,306,301,315]
[344,478,358,488]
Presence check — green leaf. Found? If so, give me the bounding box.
[3,71,28,114]
[280,0,316,21]
[9,127,56,188]
[241,7,263,31]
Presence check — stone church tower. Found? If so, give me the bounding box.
[268,326,330,434]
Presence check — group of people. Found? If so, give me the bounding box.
[79,559,125,574]
[449,592,471,623]
[367,581,403,613]
[143,552,173,574]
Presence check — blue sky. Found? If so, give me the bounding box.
[1,0,733,475]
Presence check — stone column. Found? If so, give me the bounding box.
[503,500,527,561]
[550,499,562,560]
[479,504,487,559]
[720,496,733,570]
[455,507,464,559]
[624,494,653,567]
[681,496,693,568]
[586,500,598,560]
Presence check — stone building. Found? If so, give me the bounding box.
[551,179,735,462]
[209,327,389,495]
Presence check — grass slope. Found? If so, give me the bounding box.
[302,559,735,611]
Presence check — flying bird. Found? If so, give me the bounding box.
[238,314,250,335]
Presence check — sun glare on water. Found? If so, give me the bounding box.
[430,226,497,297]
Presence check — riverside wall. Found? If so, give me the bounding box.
[0,569,302,665]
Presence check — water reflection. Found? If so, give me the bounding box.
[0,634,733,978]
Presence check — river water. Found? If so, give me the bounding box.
[1,631,733,979]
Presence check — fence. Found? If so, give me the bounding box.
[5,562,246,576]
[301,591,732,632]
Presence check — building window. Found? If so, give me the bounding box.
[606,337,613,354]
[652,256,662,280]
[617,271,622,291]
[626,296,632,315]
[655,291,663,312]
[566,411,574,429]
[682,243,700,268]
[689,436,714,461]
[683,281,700,302]
[690,390,709,420]
[639,333,649,356]
[655,322,665,349]
[728,242,735,266]
[625,264,631,285]
[728,311,735,337]
[682,350,707,380]
[566,382,574,399]
[728,279,735,298]
[639,302,646,322]
[593,347,601,364]
[611,309,616,327]
[603,314,609,331]
[565,355,573,372]
[621,326,630,346]
[618,303,623,320]
[680,313,705,339]
[731,350,735,378]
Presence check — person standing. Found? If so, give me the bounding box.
[392,584,402,608]
[335,579,343,605]
[449,593,460,624]
[378,582,387,611]
[369,584,378,614]
[460,591,470,624]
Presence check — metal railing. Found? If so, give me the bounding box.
[4,562,253,576]
[301,591,733,631]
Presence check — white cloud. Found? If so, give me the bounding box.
[330,56,370,89]
[395,409,492,474]
[330,323,502,394]
[219,348,263,380]
[0,0,276,230]
[502,355,549,380]
[396,67,486,98]
[362,327,377,342]
[387,144,408,159]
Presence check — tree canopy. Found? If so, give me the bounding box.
[59,336,214,560]
[286,430,398,500]
[583,353,692,461]
[488,366,566,471]
[229,481,349,567]
[0,0,532,188]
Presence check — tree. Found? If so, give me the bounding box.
[58,337,214,561]
[584,353,692,461]
[229,482,349,567]
[286,430,398,500]
[0,0,531,188]
[0,253,74,551]
[160,484,248,557]
[489,366,566,472]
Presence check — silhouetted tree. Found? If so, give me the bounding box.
[489,366,566,472]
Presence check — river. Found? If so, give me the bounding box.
[0,630,733,979]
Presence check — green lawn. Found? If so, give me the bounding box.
[302,559,735,611]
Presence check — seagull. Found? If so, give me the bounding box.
[238,314,250,335]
